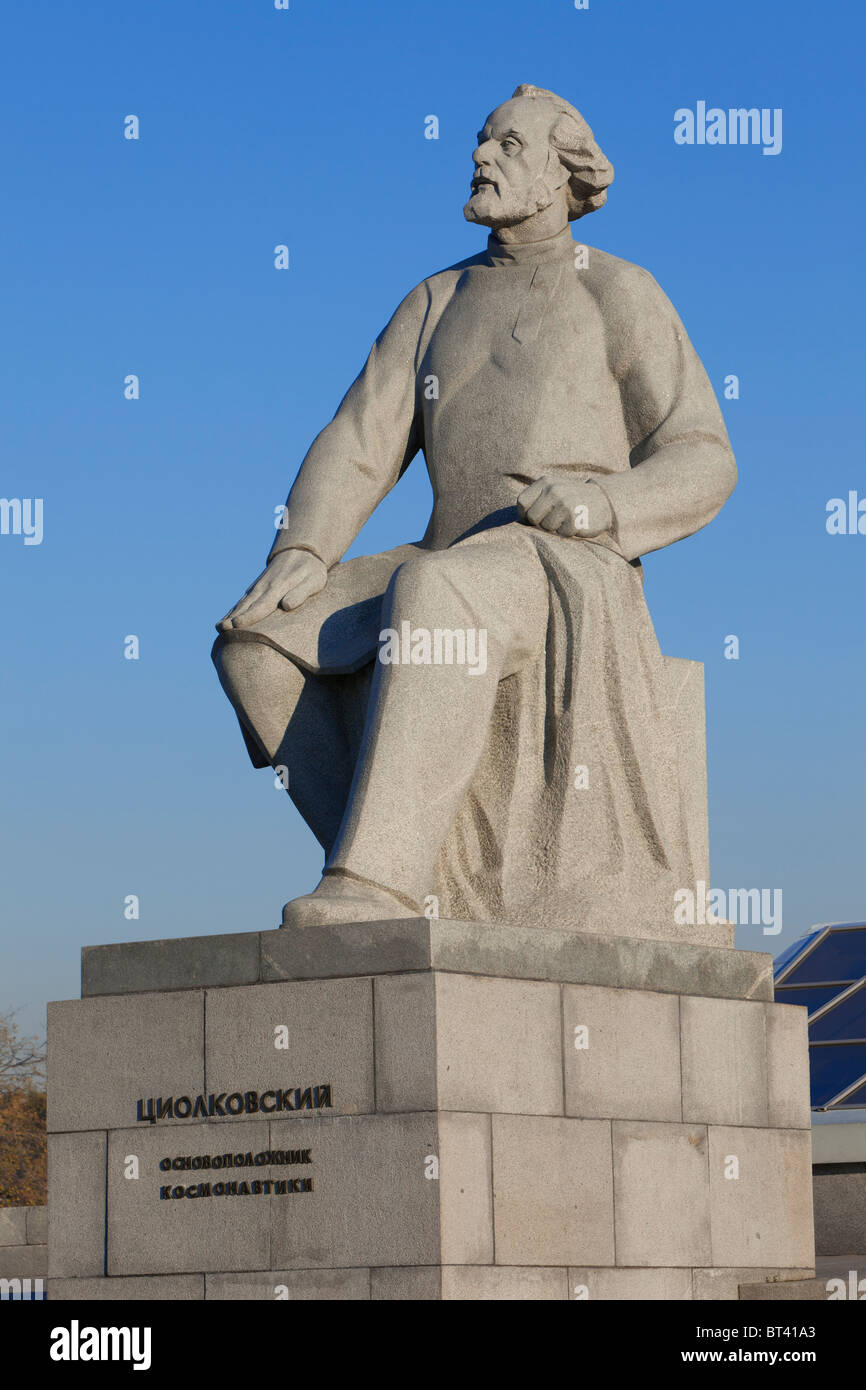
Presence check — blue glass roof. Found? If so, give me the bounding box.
[773,929,825,980]
[775,924,866,985]
[809,980,866,1042]
[774,923,866,1110]
[809,1044,866,1108]
[773,984,844,1016]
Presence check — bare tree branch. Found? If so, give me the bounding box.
[0,1011,46,1089]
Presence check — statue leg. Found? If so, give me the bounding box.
[283,535,549,926]
[213,637,368,855]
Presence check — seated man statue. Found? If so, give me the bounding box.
[213,84,736,933]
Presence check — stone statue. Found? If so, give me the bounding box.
[213,84,736,933]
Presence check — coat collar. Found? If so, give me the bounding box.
[486,224,575,267]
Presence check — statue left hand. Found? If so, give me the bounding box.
[517,475,613,538]
[217,548,328,631]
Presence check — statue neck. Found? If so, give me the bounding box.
[486,223,574,267]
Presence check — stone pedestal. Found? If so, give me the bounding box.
[46,919,815,1300]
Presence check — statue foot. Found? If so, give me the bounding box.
[281,872,422,928]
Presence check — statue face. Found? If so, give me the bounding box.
[464,97,566,229]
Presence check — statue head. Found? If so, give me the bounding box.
[464,84,613,231]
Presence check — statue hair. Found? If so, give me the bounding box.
[512,84,613,220]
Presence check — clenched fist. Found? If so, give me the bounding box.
[517,475,613,539]
[217,548,328,631]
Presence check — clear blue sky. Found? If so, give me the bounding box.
[2,0,864,1037]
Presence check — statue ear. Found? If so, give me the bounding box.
[549,112,615,196]
[544,148,569,192]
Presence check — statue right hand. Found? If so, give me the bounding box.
[217,549,328,630]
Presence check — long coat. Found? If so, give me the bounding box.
[216,225,736,934]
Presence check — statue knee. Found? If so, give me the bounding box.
[213,637,264,707]
[388,551,473,623]
[213,638,305,761]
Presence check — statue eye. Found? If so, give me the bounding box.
[501,138,519,152]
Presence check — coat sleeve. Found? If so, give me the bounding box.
[590,265,736,561]
[268,281,429,569]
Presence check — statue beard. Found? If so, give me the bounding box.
[464,173,564,230]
